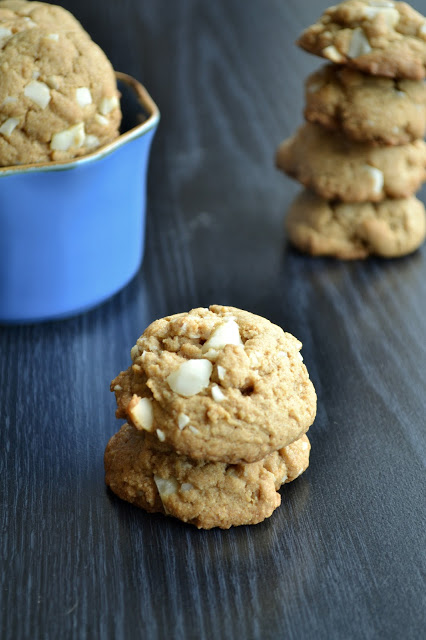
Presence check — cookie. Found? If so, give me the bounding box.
[297,0,426,80]
[286,190,426,259]
[111,305,317,464]
[104,423,311,529]
[0,0,121,166]
[276,123,426,202]
[305,64,426,146]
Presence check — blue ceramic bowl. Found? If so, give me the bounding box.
[0,72,159,323]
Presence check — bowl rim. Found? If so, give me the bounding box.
[0,71,160,177]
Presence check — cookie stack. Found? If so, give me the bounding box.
[276,0,426,259]
[105,305,317,529]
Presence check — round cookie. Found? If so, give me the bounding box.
[276,123,426,202]
[297,0,426,80]
[0,0,121,166]
[104,423,311,529]
[111,306,317,464]
[305,64,426,146]
[286,190,426,259]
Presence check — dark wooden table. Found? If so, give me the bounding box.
[2,1,426,638]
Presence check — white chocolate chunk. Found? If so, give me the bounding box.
[31,70,40,80]
[248,351,261,368]
[301,440,309,450]
[130,345,140,361]
[0,27,12,48]
[0,117,18,136]
[166,359,212,397]
[364,6,399,26]
[280,473,288,484]
[50,123,85,151]
[364,165,384,195]
[217,365,226,380]
[85,134,100,149]
[95,113,109,126]
[156,429,166,442]
[2,96,17,105]
[22,17,36,27]
[189,425,201,436]
[322,45,345,63]
[419,23,426,38]
[76,87,92,108]
[154,475,178,498]
[202,319,243,353]
[202,348,219,359]
[180,483,193,492]
[113,384,122,391]
[347,28,372,58]
[211,384,225,402]
[24,80,51,109]
[99,95,119,115]
[177,413,190,430]
[46,33,59,41]
[128,396,154,432]
[368,0,394,7]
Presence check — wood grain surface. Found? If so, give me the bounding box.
[1,1,426,638]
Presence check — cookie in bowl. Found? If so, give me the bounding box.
[0,0,121,166]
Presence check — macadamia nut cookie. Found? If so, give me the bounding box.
[286,190,426,259]
[104,423,311,529]
[297,0,426,79]
[276,123,426,202]
[112,306,317,464]
[305,64,426,145]
[0,0,121,166]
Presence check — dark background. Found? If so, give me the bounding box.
[1,1,426,638]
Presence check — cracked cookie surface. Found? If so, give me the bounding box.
[276,123,426,202]
[104,423,311,529]
[111,305,317,464]
[0,0,121,166]
[297,0,426,79]
[305,64,426,145]
[286,190,426,259]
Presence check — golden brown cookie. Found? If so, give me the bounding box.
[104,423,311,529]
[0,0,121,166]
[297,0,426,80]
[111,306,317,464]
[286,190,426,259]
[276,123,426,202]
[304,64,426,146]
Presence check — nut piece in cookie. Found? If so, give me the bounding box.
[304,64,426,146]
[104,423,311,529]
[276,123,426,202]
[111,306,317,464]
[297,0,426,79]
[286,190,426,259]
[0,0,121,167]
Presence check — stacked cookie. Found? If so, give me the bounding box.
[105,305,317,529]
[276,0,426,259]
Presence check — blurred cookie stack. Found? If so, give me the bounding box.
[276,0,426,259]
[105,306,317,529]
